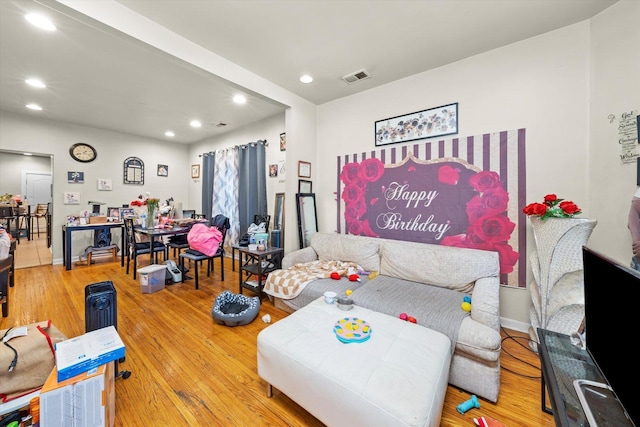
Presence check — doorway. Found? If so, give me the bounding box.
[0,151,53,268]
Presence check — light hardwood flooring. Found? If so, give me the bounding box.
[1,254,555,426]
[13,229,52,270]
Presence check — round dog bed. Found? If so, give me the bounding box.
[212,290,260,327]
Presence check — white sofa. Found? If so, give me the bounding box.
[268,232,502,402]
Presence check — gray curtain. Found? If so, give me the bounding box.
[201,152,215,224]
[200,140,266,248]
[238,141,268,236]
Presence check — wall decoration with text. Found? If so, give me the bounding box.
[337,128,526,288]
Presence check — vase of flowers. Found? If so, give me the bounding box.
[523,194,596,349]
[146,198,160,229]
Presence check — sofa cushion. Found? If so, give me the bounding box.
[379,240,500,293]
[311,233,380,273]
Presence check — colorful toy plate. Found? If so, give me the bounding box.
[333,317,372,343]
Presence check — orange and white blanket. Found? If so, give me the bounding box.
[264,260,360,300]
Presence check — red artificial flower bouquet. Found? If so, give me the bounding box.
[523,194,581,220]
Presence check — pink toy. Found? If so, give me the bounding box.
[399,312,408,321]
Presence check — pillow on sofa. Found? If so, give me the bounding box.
[379,240,499,293]
[311,233,380,273]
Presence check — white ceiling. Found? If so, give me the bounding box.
[0,0,618,145]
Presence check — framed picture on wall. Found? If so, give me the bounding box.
[298,179,312,193]
[298,161,311,178]
[67,171,84,183]
[191,164,200,179]
[375,102,458,146]
[280,132,286,151]
[157,164,168,177]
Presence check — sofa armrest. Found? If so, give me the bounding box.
[282,247,318,269]
[470,276,500,331]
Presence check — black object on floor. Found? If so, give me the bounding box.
[85,281,131,380]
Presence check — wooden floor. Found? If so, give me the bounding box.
[12,224,52,270]
[1,253,555,426]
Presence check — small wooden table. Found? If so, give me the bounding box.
[237,246,283,298]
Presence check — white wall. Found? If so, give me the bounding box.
[588,0,640,266]
[0,111,190,262]
[315,1,639,328]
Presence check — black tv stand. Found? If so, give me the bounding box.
[537,329,634,426]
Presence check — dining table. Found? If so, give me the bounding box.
[134,224,191,264]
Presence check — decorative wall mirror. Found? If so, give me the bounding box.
[273,193,285,248]
[296,193,318,249]
[123,157,144,184]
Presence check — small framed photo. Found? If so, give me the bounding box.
[67,171,84,183]
[157,164,168,177]
[269,164,278,177]
[298,180,312,193]
[298,161,311,178]
[119,207,135,219]
[191,164,200,179]
[107,207,120,220]
[280,132,286,151]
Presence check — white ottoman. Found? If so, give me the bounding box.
[257,297,452,427]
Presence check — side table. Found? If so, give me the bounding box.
[537,328,634,426]
[237,246,283,298]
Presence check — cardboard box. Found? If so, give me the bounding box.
[41,362,115,427]
[138,264,167,293]
[54,326,125,382]
[89,216,107,224]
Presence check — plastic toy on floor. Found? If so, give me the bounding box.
[457,394,480,414]
[473,416,506,427]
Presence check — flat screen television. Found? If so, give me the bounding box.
[582,246,638,425]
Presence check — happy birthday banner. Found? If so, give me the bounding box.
[336,129,527,288]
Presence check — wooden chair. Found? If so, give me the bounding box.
[123,218,168,280]
[31,203,49,238]
[179,214,229,289]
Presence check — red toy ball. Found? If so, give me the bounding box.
[330,272,341,280]
[407,316,417,324]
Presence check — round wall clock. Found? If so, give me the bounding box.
[69,143,97,163]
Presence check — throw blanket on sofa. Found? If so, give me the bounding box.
[264,260,360,299]
[350,275,470,354]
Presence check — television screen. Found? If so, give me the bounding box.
[583,246,638,425]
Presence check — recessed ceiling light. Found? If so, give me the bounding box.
[233,94,247,104]
[190,120,202,128]
[25,14,56,31]
[165,131,175,137]
[26,103,42,111]
[25,78,46,88]
[23,153,33,156]
[299,75,313,84]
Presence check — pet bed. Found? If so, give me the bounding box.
[212,290,260,327]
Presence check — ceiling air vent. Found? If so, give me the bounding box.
[341,69,371,84]
[215,122,227,128]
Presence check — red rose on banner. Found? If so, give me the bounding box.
[361,158,385,182]
[469,171,501,193]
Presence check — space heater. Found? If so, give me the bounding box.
[84,281,131,379]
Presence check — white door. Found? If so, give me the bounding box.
[24,172,52,205]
